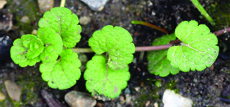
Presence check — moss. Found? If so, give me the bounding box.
[208,1,230,30]
[6,0,41,33]
[134,78,177,106]
[0,66,46,106]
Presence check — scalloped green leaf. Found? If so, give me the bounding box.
[38,7,82,48]
[39,49,81,90]
[88,25,135,70]
[37,27,63,62]
[147,34,180,77]
[167,20,219,72]
[84,55,130,99]
[10,34,44,67]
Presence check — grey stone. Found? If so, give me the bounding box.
[38,0,54,13]
[80,0,110,11]
[4,80,22,102]
[65,91,96,107]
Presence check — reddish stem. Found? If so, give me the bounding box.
[213,27,230,36]
[73,27,230,53]
[135,27,230,52]
[135,44,172,52]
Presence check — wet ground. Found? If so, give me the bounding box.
[1,0,230,107]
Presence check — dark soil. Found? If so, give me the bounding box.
[1,0,230,107]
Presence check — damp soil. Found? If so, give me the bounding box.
[1,0,230,107]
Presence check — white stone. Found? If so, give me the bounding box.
[162,89,193,107]
[0,0,6,9]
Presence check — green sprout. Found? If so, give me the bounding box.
[38,7,82,48]
[84,55,130,99]
[10,34,44,67]
[40,49,81,89]
[10,7,135,99]
[37,27,63,62]
[10,7,82,90]
[85,25,135,98]
[88,25,135,70]
[147,20,219,77]
[167,20,219,72]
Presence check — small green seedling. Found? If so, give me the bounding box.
[10,34,44,67]
[147,20,219,76]
[10,7,135,99]
[11,7,82,90]
[85,25,135,99]
[10,6,221,99]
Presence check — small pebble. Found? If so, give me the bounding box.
[0,91,6,101]
[134,87,140,92]
[124,88,130,94]
[0,0,7,9]
[79,16,91,25]
[65,91,96,107]
[4,80,22,102]
[20,16,30,23]
[154,102,158,107]
[125,94,132,104]
[145,100,150,106]
[119,96,125,104]
[38,0,54,13]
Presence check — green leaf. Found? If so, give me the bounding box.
[147,34,180,77]
[88,25,135,70]
[37,27,63,62]
[84,55,130,99]
[39,49,81,90]
[167,20,219,72]
[38,7,82,48]
[10,34,44,67]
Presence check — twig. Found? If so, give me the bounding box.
[60,0,66,7]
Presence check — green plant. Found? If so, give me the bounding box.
[85,25,135,99]
[147,20,219,76]
[10,7,135,98]
[147,34,180,77]
[11,7,82,90]
[10,6,223,99]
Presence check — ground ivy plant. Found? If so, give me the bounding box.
[147,20,219,77]
[10,7,135,99]
[85,25,135,99]
[10,7,220,99]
